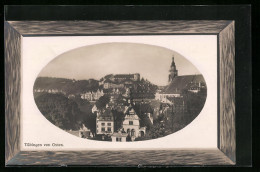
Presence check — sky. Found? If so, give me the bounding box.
[39,42,201,86]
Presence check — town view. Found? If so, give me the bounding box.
[33,56,207,142]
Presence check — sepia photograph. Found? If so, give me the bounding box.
[33,42,207,142]
[5,17,242,166]
[20,35,218,152]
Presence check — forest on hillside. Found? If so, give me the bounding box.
[34,93,97,135]
[34,77,100,95]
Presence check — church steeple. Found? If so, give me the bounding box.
[168,56,178,83]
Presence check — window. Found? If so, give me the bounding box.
[107,127,111,132]
[101,127,105,132]
[116,137,122,142]
[129,121,133,125]
[101,123,105,126]
[107,123,111,126]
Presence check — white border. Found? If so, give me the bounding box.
[21,35,217,150]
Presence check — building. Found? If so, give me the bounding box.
[103,79,125,89]
[111,130,128,142]
[112,73,140,82]
[79,124,92,138]
[168,56,178,83]
[122,105,141,141]
[155,55,206,102]
[96,109,114,135]
[100,73,140,88]
[156,75,206,102]
[80,89,104,101]
[34,88,66,95]
[139,127,146,137]
[155,91,181,103]
[108,93,125,112]
[188,81,206,93]
[156,56,206,103]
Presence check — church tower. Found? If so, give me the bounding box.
[168,56,178,83]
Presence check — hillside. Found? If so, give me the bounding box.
[33,77,100,95]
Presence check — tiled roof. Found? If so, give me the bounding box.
[163,75,205,94]
[99,109,113,118]
[114,74,134,79]
[124,106,139,117]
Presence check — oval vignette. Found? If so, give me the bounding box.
[33,42,207,142]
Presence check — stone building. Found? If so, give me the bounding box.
[103,79,124,89]
[111,130,128,142]
[96,109,114,135]
[112,73,140,82]
[122,105,141,141]
[80,89,104,101]
[100,73,140,89]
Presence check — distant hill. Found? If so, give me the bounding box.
[33,77,100,95]
[34,75,158,97]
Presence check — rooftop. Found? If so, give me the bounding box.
[97,109,114,120]
[163,75,205,94]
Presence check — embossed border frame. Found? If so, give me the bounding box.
[5,20,236,167]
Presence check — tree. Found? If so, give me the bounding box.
[153,113,165,124]
[183,90,207,120]
[82,113,97,137]
[35,93,99,136]
[35,93,83,130]
[146,122,166,139]
[96,95,110,109]
[133,104,153,130]
[111,110,125,131]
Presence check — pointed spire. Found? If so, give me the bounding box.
[168,55,178,83]
[171,55,176,68]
